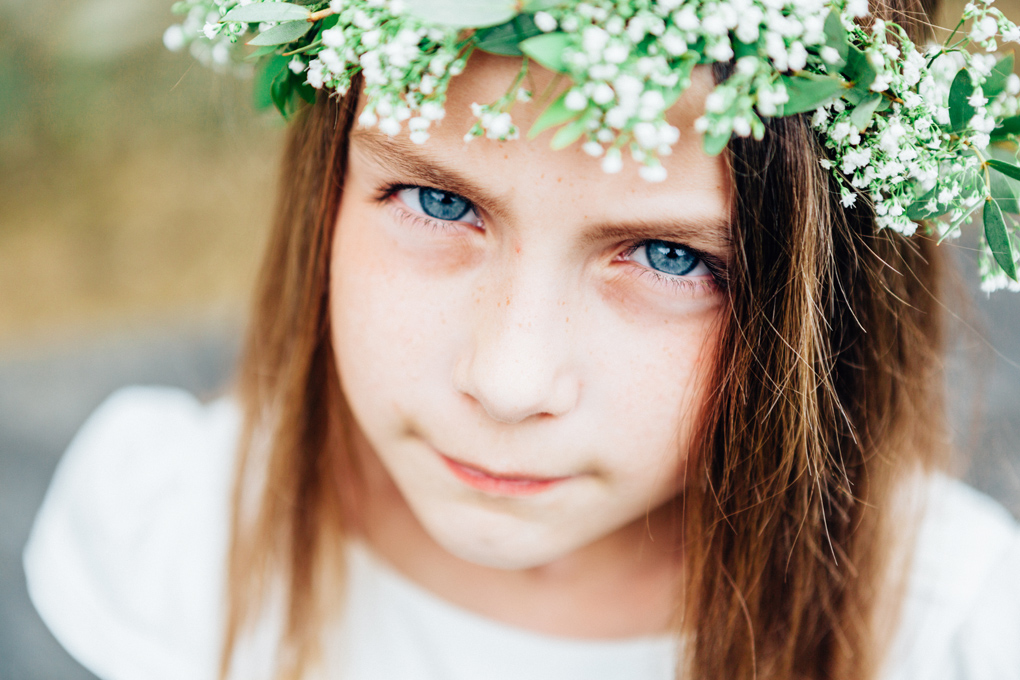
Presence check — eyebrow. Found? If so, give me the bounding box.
[352,129,733,256]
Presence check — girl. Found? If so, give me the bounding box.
[24,0,1020,678]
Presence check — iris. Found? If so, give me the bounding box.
[645,240,698,276]
[419,188,472,221]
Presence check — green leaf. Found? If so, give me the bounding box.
[948,68,975,132]
[249,20,314,46]
[549,116,589,149]
[254,53,289,110]
[522,0,563,9]
[850,92,882,130]
[842,46,877,92]
[983,52,1014,99]
[270,66,293,118]
[990,167,1020,214]
[703,131,730,156]
[245,44,280,62]
[519,32,571,73]
[992,114,1020,140]
[475,15,542,56]
[527,90,580,138]
[906,184,943,220]
[779,73,846,115]
[984,199,1018,280]
[988,158,1020,182]
[403,0,517,28]
[223,2,309,23]
[823,11,849,66]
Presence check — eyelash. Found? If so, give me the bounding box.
[376,184,482,234]
[375,183,728,294]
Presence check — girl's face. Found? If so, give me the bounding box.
[330,54,732,570]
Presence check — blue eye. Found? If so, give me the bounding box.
[643,240,699,276]
[418,188,472,221]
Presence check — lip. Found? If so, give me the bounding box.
[438,453,572,496]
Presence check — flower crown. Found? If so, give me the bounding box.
[165,0,1020,291]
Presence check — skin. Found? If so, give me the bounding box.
[329,53,732,638]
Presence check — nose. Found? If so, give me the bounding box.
[453,268,580,424]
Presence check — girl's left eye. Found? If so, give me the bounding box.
[626,240,712,279]
[396,187,480,225]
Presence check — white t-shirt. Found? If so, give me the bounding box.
[23,387,1020,680]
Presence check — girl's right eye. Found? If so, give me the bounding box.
[395,187,481,227]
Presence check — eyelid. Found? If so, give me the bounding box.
[382,184,483,228]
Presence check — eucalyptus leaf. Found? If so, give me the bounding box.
[249,20,314,46]
[245,44,280,62]
[992,114,1020,139]
[475,15,542,56]
[254,53,289,110]
[990,168,1020,214]
[906,185,943,220]
[403,0,517,28]
[983,52,1014,99]
[519,33,571,73]
[984,199,1018,280]
[823,11,849,66]
[528,90,579,138]
[779,73,846,115]
[271,67,293,118]
[948,68,975,132]
[703,131,730,156]
[550,116,589,149]
[988,158,1020,182]
[842,46,876,92]
[850,92,882,130]
[223,2,309,23]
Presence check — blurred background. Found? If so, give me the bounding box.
[1,0,1020,678]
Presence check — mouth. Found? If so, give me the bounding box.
[438,453,573,496]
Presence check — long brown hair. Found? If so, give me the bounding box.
[223,1,948,676]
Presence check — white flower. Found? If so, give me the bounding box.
[639,163,668,182]
[969,88,988,107]
[706,39,734,61]
[1007,73,1020,95]
[662,31,688,55]
[485,112,514,139]
[602,147,623,173]
[733,116,752,137]
[409,130,430,144]
[830,121,853,141]
[379,117,401,136]
[583,140,604,157]
[633,122,659,148]
[565,89,589,111]
[288,58,305,74]
[358,109,378,127]
[847,0,869,18]
[870,73,892,92]
[821,46,841,64]
[583,26,610,55]
[1004,25,1020,43]
[306,59,326,89]
[322,27,345,48]
[841,191,857,208]
[592,83,616,105]
[705,90,728,113]
[202,21,220,40]
[604,43,630,64]
[673,7,699,31]
[970,15,998,43]
[788,42,808,71]
[534,11,557,32]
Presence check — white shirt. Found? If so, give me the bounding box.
[23,387,1020,680]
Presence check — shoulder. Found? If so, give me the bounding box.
[23,386,240,680]
[886,475,1020,680]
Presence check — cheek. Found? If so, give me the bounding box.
[590,311,720,490]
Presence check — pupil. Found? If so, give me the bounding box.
[646,240,697,276]
[420,188,470,221]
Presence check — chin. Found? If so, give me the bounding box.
[419,507,588,571]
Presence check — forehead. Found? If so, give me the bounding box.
[351,52,731,226]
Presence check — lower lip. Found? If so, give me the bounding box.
[439,455,570,496]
